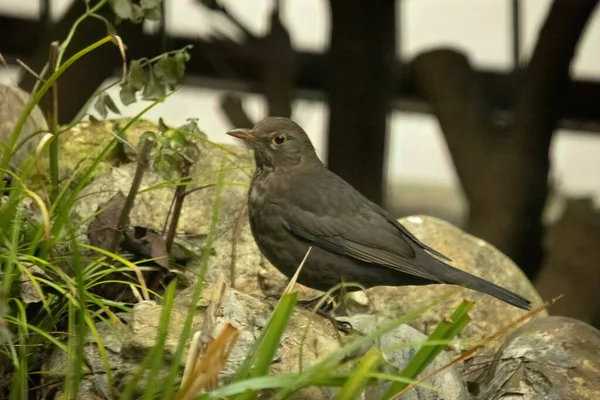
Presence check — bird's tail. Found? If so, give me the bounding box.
[426,257,532,310]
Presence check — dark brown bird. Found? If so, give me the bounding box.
[227,117,532,310]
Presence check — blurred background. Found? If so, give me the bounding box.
[1,0,599,325]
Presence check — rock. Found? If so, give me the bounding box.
[343,314,467,400]
[56,118,158,181]
[41,317,129,399]
[121,287,344,400]
[42,284,465,399]
[472,316,600,399]
[0,84,48,169]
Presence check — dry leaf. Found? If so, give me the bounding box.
[87,191,127,250]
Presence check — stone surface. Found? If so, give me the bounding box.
[0,83,48,168]
[41,316,129,398]
[344,314,466,400]
[472,316,600,399]
[43,284,465,399]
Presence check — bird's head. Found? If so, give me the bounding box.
[226,117,321,170]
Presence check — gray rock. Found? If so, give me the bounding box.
[43,284,465,399]
[343,314,467,400]
[41,317,129,399]
[472,316,600,400]
[0,84,47,168]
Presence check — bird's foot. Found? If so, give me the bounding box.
[298,295,353,334]
[316,309,353,334]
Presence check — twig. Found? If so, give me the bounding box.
[47,42,60,202]
[165,162,193,254]
[220,93,254,129]
[108,138,154,254]
[16,59,46,83]
[32,63,49,95]
[56,0,108,66]
[229,197,247,288]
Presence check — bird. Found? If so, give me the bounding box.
[226,117,532,312]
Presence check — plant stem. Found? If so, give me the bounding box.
[47,41,60,202]
[165,162,192,254]
[0,35,114,193]
[108,137,154,254]
[57,0,108,67]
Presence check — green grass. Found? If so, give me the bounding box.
[0,3,478,399]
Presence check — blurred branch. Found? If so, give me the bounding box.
[326,0,396,204]
[214,0,295,126]
[198,0,257,41]
[219,92,254,129]
[262,0,294,118]
[412,0,599,277]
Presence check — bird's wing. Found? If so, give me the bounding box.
[369,202,453,262]
[274,195,442,282]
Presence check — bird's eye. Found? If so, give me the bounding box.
[272,135,285,145]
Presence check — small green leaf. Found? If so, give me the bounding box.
[131,4,145,23]
[129,60,148,90]
[110,0,133,20]
[153,151,182,179]
[94,93,109,118]
[119,82,137,106]
[162,149,184,169]
[178,118,202,134]
[144,6,162,20]
[94,92,121,118]
[106,96,121,114]
[142,71,167,101]
[154,57,185,84]
[168,130,188,147]
[141,0,162,10]
[176,48,191,63]
[157,118,169,133]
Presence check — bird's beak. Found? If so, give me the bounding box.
[226,128,259,143]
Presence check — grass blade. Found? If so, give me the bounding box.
[159,163,228,400]
[142,280,178,400]
[333,348,382,400]
[234,292,298,400]
[382,300,473,399]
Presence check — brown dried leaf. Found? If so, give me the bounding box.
[122,226,170,269]
[87,192,127,250]
[142,229,170,268]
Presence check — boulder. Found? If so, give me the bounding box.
[473,316,600,399]
[0,83,47,169]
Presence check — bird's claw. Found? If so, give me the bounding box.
[297,296,353,334]
[331,318,353,334]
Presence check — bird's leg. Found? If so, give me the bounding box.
[297,294,334,311]
[297,294,353,334]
